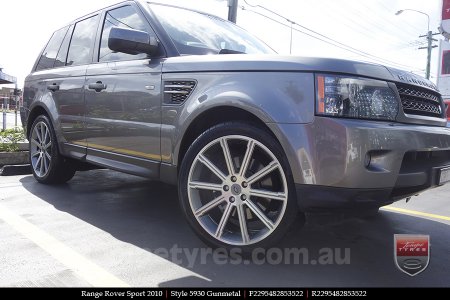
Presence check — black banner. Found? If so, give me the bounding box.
[0,287,445,298]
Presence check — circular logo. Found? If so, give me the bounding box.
[231,184,242,195]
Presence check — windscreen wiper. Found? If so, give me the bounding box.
[218,48,246,54]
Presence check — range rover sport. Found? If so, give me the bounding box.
[21,1,450,251]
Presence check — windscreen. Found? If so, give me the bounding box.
[148,3,275,55]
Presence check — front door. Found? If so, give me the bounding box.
[84,4,162,178]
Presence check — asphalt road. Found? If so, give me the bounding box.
[0,169,449,287]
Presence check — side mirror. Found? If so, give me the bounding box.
[108,27,158,56]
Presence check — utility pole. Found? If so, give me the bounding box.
[395,9,439,80]
[228,0,238,23]
[419,31,438,79]
[14,83,18,128]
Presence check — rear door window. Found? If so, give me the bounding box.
[35,26,69,71]
[67,15,99,66]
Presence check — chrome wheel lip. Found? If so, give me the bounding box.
[187,135,288,246]
[30,121,52,178]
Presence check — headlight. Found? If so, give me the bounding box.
[316,74,399,121]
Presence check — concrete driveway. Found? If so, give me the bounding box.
[0,170,449,287]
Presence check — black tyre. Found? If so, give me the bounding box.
[29,115,76,184]
[178,122,300,252]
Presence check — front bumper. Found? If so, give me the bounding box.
[271,117,450,210]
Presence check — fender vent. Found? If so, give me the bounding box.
[164,80,196,104]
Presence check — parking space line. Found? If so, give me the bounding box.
[382,206,450,221]
[0,203,130,287]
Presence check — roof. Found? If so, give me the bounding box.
[0,69,16,84]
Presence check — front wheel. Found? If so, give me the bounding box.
[29,115,76,184]
[178,122,300,252]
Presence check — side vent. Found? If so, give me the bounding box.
[163,80,196,104]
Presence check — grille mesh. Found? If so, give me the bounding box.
[164,81,196,104]
[397,84,443,118]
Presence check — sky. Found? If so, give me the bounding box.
[0,0,444,88]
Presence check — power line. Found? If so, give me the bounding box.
[377,1,428,34]
[240,1,423,71]
[240,6,421,71]
[313,1,406,44]
[357,2,425,38]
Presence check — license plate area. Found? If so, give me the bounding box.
[438,167,450,185]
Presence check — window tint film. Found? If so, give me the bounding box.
[99,5,148,62]
[35,26,69,71]
[67,15,99,66]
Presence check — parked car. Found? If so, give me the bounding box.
[21,1,450,251]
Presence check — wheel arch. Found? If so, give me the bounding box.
[177,106,279,170]
[26,105,51,140]
[27,103,66,157]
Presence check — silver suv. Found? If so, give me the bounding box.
[21,1,450,251]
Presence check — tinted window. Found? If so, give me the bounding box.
[35,26,69,71]
[99,5,148,62]
[54,25,74,68]
[67,15,99,66]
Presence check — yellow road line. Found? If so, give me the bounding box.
[0,204,129,287]
[382,206,450,221]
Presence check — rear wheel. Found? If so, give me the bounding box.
[29,115,76,184]
[179,122,300,252]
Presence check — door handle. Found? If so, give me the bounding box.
[47,84,59,91]
[88,81,107,92]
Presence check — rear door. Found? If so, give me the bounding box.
[34,15,100,159]
[57,15,100,158]
[84,3,163,178]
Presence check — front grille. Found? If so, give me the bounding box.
[396,84,443,118]
[163,81,196,104]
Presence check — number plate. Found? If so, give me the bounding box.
[439,167,450,185]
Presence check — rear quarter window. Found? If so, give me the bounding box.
[54,25,74,68]
[35,26,69,71]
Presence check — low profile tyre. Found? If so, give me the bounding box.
[29,115,76,184]
[179,122,299,252]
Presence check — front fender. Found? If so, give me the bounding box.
[162,72,315,167]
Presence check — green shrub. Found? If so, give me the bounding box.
[0,128,26,152]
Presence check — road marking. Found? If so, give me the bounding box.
[382,206,450,221]
[0,204,129,287]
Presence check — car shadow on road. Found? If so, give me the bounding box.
[19,170,450,287]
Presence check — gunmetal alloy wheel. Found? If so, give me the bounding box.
[29,115,76,184]
[186,134,289,246]
[30,120,52,178]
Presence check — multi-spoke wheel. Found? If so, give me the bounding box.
[29,115,76,184]
[30,119,52,178]
[179,122,299,251]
